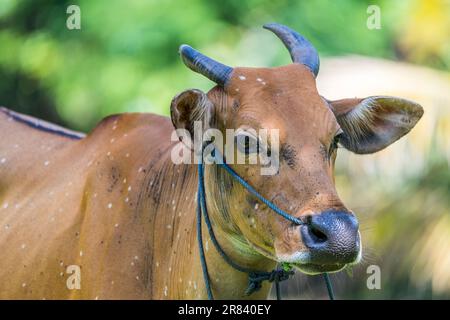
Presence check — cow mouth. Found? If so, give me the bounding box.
[292,262,346,275]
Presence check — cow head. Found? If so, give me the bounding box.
[170,24,423,274]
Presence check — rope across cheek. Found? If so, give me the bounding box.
[196,146,334,300]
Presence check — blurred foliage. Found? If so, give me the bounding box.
[0,0,449,299]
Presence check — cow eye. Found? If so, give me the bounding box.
[329,132,343,156]
[332,134,341,148]
[236,133,260,155]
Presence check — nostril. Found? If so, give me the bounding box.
[303,215,328,244]
[301,211,360,264]
[309,226,327,243]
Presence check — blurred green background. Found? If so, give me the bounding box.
[0,0,449,299]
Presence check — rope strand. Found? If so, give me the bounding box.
[197,170,214,300]
[323,273,335,300]
[218,162,304,226]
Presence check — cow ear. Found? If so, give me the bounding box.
[329,96,424,154]
[170,89,213,148]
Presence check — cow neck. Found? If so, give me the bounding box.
[202,162,276,270]
[198,162,282,299]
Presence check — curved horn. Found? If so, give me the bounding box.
[179,44,233,86]
[263,23,320,77]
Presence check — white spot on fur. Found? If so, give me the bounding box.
[235,88,240,92]
[127,186,131,192]
[123,178,127,184]
[44,160,50,166]
[110,138,115,143]
[0,158,6,164]
[125,153,130,158]
[114,223,119,228]
[22,283,26,288]
[2,202,8,209]
[134,256,139,260]
[108,203,113,209]
[238,75,246,80]
[164,286,168,297]
[254,203,259,210]
[156,261,159,267]
[166,224,172,229]
[107,151,111,156]
[79,250,83,257]
[136,276,139,280]
[21,243,26,249]
[262,81,266,85]
[125,197,129,203]
[256,78,263,82]
[131,261,135,266]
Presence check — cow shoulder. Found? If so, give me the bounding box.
[85,112,174,146]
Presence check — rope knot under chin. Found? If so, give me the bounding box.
[245,269,295,296]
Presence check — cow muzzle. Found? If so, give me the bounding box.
[298,210,360,271]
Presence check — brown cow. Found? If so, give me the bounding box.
[0,24,422,299]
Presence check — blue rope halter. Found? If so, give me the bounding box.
[196,147,335,300]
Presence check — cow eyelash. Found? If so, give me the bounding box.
[332,134,341,148]
[329,132,343,156]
